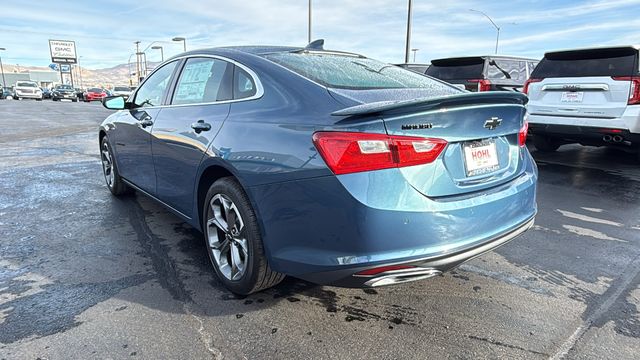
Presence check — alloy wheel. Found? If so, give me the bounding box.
[207,194,249,281]
[101,143,114,188]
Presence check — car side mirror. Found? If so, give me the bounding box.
[102,96,126,110]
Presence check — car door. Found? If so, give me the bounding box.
[151,56,236,216]
[113,60,179,194]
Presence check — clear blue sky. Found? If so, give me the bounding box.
[1,0,639,69]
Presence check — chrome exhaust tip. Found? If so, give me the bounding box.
[363,268,442,287]
[603,135,613,142]
[612,135,623,143]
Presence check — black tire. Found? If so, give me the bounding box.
[100,137,131,196]
[203,177,284,295]
[533,136,561,152]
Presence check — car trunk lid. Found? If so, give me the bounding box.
[330,91,528,197]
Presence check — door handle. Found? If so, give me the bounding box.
[139,117,154,128]
[191,120,212,133]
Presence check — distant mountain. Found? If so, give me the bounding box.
[2,62,159,88]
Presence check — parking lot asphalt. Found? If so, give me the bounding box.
[0,100,638,359]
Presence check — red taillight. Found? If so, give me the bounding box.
[612,76,640,105]
[355,265,416,276]
[518,119,529,147]
[523,78,542,95]
[469,79,491,92]
[312,132,447,175]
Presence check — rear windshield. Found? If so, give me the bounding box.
[486,59,528,81]
[264,52,455,91]
[17,82,37,87]
[426,57,484,80]
[88,88,103,92]
[56,85,73,90]
[532,47,639,78]
[114,86,129,91]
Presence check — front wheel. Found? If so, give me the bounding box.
[100,137,131,196]
[203,178,284,295]
[533,136,561,152]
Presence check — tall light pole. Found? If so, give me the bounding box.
[151,46,164,62]
[0,48,6,88]
[172,37,187,52]
[78,56,84,89]
[134,41,141,85]
[469,9,500,54]
[404,0,413,64]
[308,0,312,43]
[411,48,419,63]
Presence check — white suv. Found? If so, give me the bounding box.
[14,81,43,101]
[525,46,640,160]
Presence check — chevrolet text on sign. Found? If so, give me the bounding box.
[49,40,77,64]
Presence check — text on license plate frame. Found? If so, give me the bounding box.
[463,139,500,176]
[561,91,584,103]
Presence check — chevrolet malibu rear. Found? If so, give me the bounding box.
[98,44,537,295]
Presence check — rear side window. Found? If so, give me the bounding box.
[265,52,457,92]
[532,47,639,78]
[487,59,527,81]
[426,57,484,80]
[233,67,257,99]
[172,58,233,105]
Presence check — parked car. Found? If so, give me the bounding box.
[112,86,133,99]
[525,46,640,160]
[52,84,78,102]
[99,42,537,295]
[75,88,85,101]
[14,81,43,101]
[426,55,539,92]
[41,87,52,99]
[84,88,107,102]
[1,87,14,100]
[395,63,431,74]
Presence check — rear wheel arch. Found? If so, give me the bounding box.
[196,164,236,231]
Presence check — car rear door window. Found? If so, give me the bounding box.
[233,66,257,99]
[172,58,233,105]
[532,47,639,78]
[487,59,527,81]
[425,57,485,80]
[134,60,178,107]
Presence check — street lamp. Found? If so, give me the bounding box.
[151,46,164,62]
[0,48,6,88]
[469,9,500,54]
[78,56,84,89]
[172,37,187,52]
[411,48,419,63]
[308,0,312,43]
[404,0,413,64]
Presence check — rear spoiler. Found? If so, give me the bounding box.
[331,92,528,117]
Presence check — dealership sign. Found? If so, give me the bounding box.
[49,39,77,64]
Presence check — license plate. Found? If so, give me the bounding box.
[464,139,500,176]
[561,91,584,103]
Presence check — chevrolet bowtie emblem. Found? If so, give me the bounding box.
[484,117,502,130]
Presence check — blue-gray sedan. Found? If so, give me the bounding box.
[99,41,537,295]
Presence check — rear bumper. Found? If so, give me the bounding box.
[529,123,640,146]
[528,106,640,134]
[247,150,537,287]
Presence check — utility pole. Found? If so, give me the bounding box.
[404,0,413,64]
[0,48,6,88]
[308,0,312,43]
[78,56,84,89]
[134,41,141,85]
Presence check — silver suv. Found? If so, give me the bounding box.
[526,46,640,160]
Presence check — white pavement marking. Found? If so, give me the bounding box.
[557,210,622,227]
[580,207,603,213]
[562,225,626,243]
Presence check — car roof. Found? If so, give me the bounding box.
[166,45,365,62]
[543,45,640,56]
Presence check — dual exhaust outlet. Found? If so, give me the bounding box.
[361,268,442,287]
[603,134,624,143]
